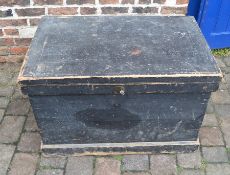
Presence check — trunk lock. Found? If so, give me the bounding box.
[114,86,125,95]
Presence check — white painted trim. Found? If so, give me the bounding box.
[18,72,222,82]
[42,139,199,149]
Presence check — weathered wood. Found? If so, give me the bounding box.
[18,16,222,154]
[30,93,209,145]
[41,140,199,155]
[18,16,221,90]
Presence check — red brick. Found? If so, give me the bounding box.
[80,7,97,15]
[0,0,29,6]
[0,56,7,63]
[48,7,78,15]
[14,38,32,46]
[0,38,15,46]
[121,0,134,4]
[0,19,27,27]
[99,0,119,4]
[139,0,151,4]
[9,47,28,55]
[33,0,62,5]
[101,7,128,14]
[161,6,187,14]
[0,47,9,56]
[153,0,166,4]
[0,55,24,63]
[67,0,95,4]
[0,29,3,36]
[176,0,189,4]
[29,18,41,26]
[15,8,45,17]
[0,9,13,18]
[4,29,19,36]
[9,55,24,63]
[133,7,158,13]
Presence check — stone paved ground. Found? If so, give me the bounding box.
[0,57,230,175]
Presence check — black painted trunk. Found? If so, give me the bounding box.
[18,16,221,154]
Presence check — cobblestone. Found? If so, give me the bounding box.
[202,147,228,163]
[122,154,149,171]
[150,154,176,175]
[8,153,38,175]
[0,116,25,143]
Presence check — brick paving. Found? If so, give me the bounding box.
[0,57,230,175]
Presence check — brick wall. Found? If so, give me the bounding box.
[0,0,189,63]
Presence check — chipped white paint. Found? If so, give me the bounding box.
[42,139,200,149]
[165,0,177,5]
[18,27,37,38]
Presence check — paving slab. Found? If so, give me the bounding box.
[223,57,230,67]
[202,147,228,163]
[122,155,149,171]
[0,86,14,97]
[36,169,64,175]
[0,144,15,175]
[6,98,30,116]
[66,156,93,175]
[123,173,151,175]
[206,100,214,114]
[215,104,230,118]
[40,155,66,169]
[12,86,27,99]
[95,157,120,175]
[206,163,230,175]
[24,109,39,132]
[150,154,176,175]
[0,72,14,86]
[179,169,205,175]
[17,132,41,152]
[199,127,224,146]
[212,90,230,104]
[0,116,25,143]
[0,97,9,108]
[8,153,38,175]
[0,109,4,122]
[177,150,201,168]
[216,58,226,68]
[202,114,218,127]
[219,117,230,147]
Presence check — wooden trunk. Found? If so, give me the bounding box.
[18,16,222,155]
